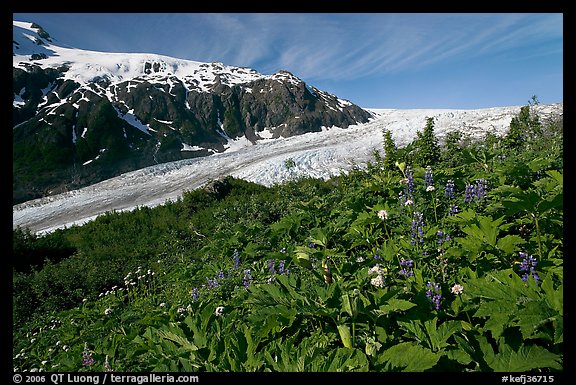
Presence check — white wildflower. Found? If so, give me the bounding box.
[377,209,389,220]
[370,275,386,288]
[215,306,225,316]
[404,199,413,206]
[451,284,464,295]
[104,308,113,315]
[368,264,385,275]
[426,186,436,192]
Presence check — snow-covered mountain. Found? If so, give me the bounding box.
[13,20,371,204]
[13,102,563,235]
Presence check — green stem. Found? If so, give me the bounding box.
[533,213,543,258]
[432,193,438,224]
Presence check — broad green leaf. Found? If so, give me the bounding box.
[513,300,558,340]
[156,328,198,352]
[342,293,354,317]
[487,343,562,372]
[474,299,514,318]
[326,348,369,372]
[554,318,563,344]
[293,247,312,269]
[397,320,428,346]
[337,324,353,348]
[542,276,562,314]
[545,169,563,184]
[380,341,441,371]
[496,235,525,254]
[424,319,462,351]
[376,298,417,316]
[309,227,328,247]
[483,313,511,340]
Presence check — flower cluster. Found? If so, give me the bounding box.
[368,264,386,288]
[377,209,389,220]
[191,287,199,302]
[410,212,425,245]
[243,269,253,288]
[451,283,464,295]
[424,166,434,190]
[232,249,240,270]
[399,259,414,277]
[519,252,540,284]
[82,343,94,367]
[399,166,415,205]
[465,179,489,203]
[177,304,192,314]
[445,179,456,199]
[448,204,459,216]
[426,281,442,310]
[436,230,451,246]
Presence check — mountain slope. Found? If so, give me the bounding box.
[13,21,371,204]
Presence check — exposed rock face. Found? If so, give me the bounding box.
[13,22,372,204]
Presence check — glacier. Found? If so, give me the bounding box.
[12,102,562,235]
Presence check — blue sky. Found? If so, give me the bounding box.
[13,13,563,109]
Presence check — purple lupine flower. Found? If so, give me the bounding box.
[475,179,488,200]
[410,212,425,245]
[399,166,415,205]
[424,166,434,188]
[233,249,240,270]
[445,179,456,199]
[399,259,414,277]
[406,166,415,195]
[82,343,94,366]
[436,231,451,246]
[278,260,285,274]
[268,259,276,274]
[191,287,199,301]
[426,281,442,310]
[519,252,539,284]
[243,269,252,288]
[449,204,459,215]
[464,184,475,203]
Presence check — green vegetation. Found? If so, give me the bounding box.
[12,101,562,372]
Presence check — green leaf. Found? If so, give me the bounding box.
[424,319,462,351]
[487,343,562,372]
[341,293,354,318]
[326,348,369,372]
[397,320,428,346]
[513,300,558,340]
[496,235,525,254]
[380,342,441,371]
[375,298,417,316]
[337,324,353,348]
[545,169,563,184]
[293,247,312,269]
[309,227,328,247]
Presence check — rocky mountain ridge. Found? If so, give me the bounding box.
[13,21,372,204]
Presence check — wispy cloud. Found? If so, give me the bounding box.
[184,13,562,81]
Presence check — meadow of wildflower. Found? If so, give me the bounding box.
[12,101,563,373]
